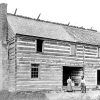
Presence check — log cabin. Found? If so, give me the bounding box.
[0,3,100,92]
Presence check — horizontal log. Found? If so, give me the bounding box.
[76,52,83,56]
[16,83,62,88]
[17,50,36,54]
[43,51,70,56]
[44,48,70,53]
[45,40,70,46]
[85,52,97,55]
[85,49,98,53]
[16,80,62,85]
[85,46,97,50]
[17,55,100,63]
[16,76,62,81]
[17,41,36,46]
[17,47,35,51]
[77,49,83,52]
[44,47,70,53]
[16,86,61,91]
[76,45,83,48]
[44,43,70,50]
[85,55,97,58]
[17,36,36,42]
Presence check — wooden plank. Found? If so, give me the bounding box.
[44,43,70,49]
[17,47,35,51]
[17,41,36,46]
[17,50,36,54]
[85,45,97,50]
[44,47,70,52]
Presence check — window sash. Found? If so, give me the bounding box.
[31,64,39,78]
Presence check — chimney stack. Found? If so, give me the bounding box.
[0,3,7,44]
[0,3,8,91]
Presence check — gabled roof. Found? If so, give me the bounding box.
[7,13,100,45]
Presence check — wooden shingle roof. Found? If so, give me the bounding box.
[7,13,100,45]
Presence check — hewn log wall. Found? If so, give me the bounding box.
[16,36,62,91]
[84,45,98,58]
[15,35,100,91]
[43,40,70,56]
[76,44,99,88]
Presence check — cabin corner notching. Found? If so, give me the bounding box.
[0,3,100,92]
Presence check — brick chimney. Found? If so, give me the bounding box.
[0,3,8,91]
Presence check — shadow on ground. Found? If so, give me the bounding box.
[0,90,49,100]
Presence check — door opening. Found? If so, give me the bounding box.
[97,70,100,85]
[63,66,83,86]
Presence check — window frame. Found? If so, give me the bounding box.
[31,63,39,80]
[36,39,44,53]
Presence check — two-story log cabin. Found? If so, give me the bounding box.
[0,3,100,92]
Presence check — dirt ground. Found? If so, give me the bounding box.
[46,90,100,100]
[0,90,100,100]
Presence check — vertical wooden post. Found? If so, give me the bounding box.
[83,45,85,77]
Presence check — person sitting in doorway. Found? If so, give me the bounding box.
[67,76,73,92]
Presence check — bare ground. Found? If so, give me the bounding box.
[0,90,100,100]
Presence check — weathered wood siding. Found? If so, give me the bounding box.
[16,36,62,91]
[84,45,98,88]
[76,44,99,88]
[84,45,98,58]
[15,34,100,91]
[43,40,70,56]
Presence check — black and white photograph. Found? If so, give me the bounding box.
[0,0,100,100]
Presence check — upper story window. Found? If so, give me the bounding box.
[31,64,39,78]
[70,44,76,55]
[37,39,43,52]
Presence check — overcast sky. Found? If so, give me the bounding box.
[0,0,100,31]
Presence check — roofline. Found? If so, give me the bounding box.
[16,33,100,46]
[7,13,98,32]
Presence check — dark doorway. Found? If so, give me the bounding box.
[37,39,43,52]
[97,70,100,85]
[63,66,83,86]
